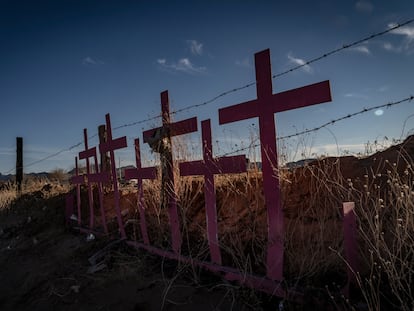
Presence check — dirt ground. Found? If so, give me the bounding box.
[1,135,413,311]
[0,187,281,311]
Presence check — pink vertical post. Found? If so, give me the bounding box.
[79,129,95,229]
[99,113,128,239]
[143,90,198,254]
[79,130,110,233]
[180,119,246,264]
[342,201,358,298]
[71,156,83,226]
[124,138,157,245]
[219,49,332,280]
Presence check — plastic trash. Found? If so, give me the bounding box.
[86,233,95,242]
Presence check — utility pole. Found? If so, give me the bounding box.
[16,137,23,193]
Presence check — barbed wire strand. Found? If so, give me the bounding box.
[221,95,414,156]
[2,19,413,173]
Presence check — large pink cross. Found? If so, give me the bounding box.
[219,49,332,281]
[180,119,246,264]
[99,113,128,239]
[124,138,157,245]
[78,128,109,233]
[143,90,198,253]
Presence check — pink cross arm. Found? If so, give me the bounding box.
[142,117,198,142]
[124,139,157,180]
[88,172,110,183]
[219,80,331,124]
[71,175,84,184]
[79,147,97,160]
[99,136,127,153]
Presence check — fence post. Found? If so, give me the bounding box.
[16,137,23,193]
[98,125,110,174]
[143,90,198,254]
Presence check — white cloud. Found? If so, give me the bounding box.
[235,58,252,68]
[385,23,414,54]
[388,23,414,39]
[350,45,371,55]
[287,53,312,73]
[355,1,373,13]
[157,57,206,74]
[82,56,104,66]
[187,40,203,55]
[344,92,369,99]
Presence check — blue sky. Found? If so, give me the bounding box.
[0,0,413,173]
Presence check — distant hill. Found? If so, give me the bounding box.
[0,172,50,182]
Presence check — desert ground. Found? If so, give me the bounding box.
[1,135,413,310]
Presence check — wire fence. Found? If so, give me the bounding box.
[2,19,413,174]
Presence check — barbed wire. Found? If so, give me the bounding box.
[272,19,414,79]
[220,95,414,157]
[1,19,413,173]
[169,18,414,116]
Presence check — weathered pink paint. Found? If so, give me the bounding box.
[180,119,246,264]
[143,90,198,254]
[124,138,157,245]
[99,113,128,239]
[71,156,83,226]
[219,49,332,281]
[342,201,358,298]
[78,129,110,233]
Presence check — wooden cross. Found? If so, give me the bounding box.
[78,128,109,233]
[143,90,198,253]
[124,138,157,245]
[180,119,246,264]
[219,49,332,281]
[99,113,128,238]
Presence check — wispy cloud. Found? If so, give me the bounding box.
[235,58,252,68]
[82,56,104,66]
[287,53,312,73]
[385,22,414,54]
[350,45,371,55]
[157,58,206,74]
[355,1,374,14]
[344,92,369,99]
[187,40,203,56]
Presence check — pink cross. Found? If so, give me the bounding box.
[78,128,109,233]
[99,113,128,238]
[124,138,157,245]
[143,90,198,253]
[180,119,246,264]
[219,49,332,281]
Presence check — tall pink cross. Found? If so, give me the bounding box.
[124,138,157,245]
[180,119,246,264]
[219,49,332,281]
[78,128,109,233]
[99,113,128,238]
[143,90,198,253]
